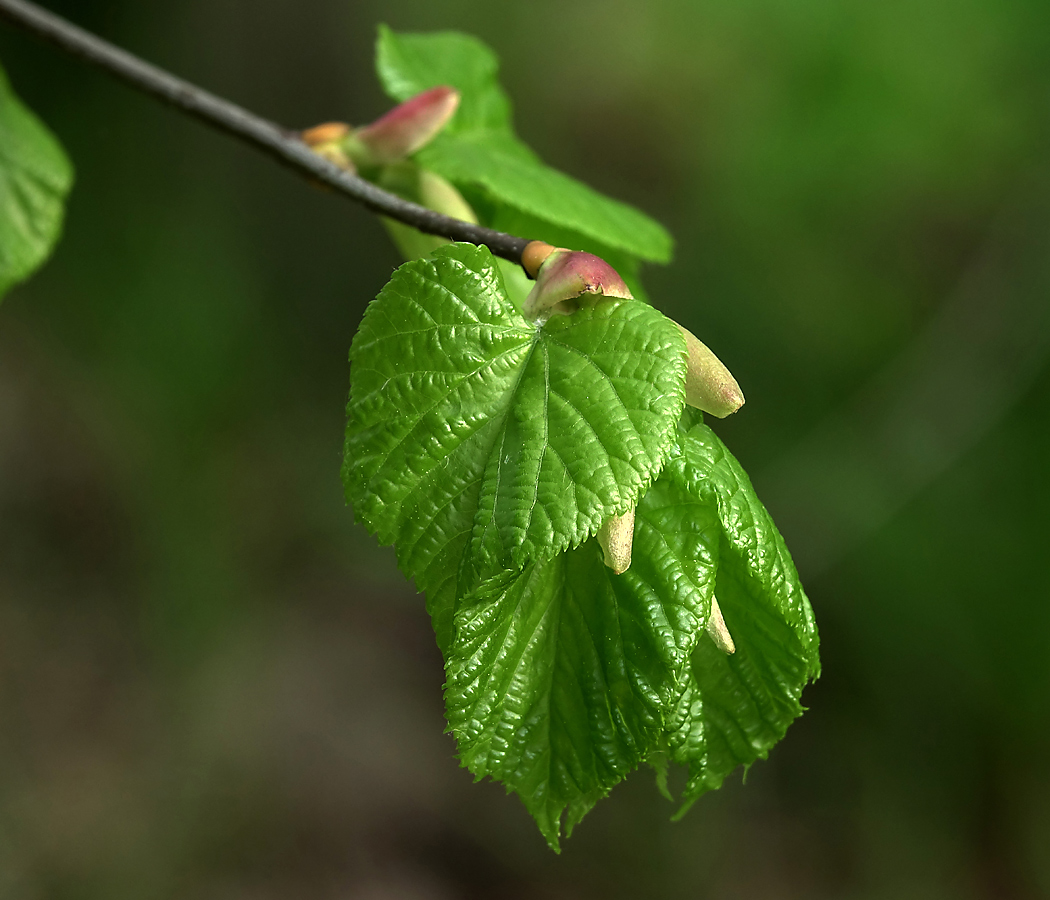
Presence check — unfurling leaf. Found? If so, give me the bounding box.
[337,29,819,850]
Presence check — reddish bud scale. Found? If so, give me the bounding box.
[301,122,351,146]
[522,249,633,318]
[352,86,460,166]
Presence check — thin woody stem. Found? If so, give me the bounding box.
[0,0,531,265]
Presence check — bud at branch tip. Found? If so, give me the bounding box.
[522,248,633,318]
[351,86,460,166]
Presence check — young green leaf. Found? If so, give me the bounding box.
[0,62,73,303]
[445,511,715,851]
[375,27,673,264]
[670,411,821,814]
[342,242,686,603]
[418,132,673,264]
[375,25,513,134]
[444,410,819,848]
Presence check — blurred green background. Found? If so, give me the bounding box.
[2,0,1050,897]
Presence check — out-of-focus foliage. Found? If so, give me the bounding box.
[0,61,71,302]
[2,0,1050,896]
[376,26,674,264]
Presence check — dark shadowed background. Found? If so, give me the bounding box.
[2,1,1050,897]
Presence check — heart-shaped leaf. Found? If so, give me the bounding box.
[342,242,686,629]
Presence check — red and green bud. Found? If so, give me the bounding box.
[522,246,633,318]
[674,323,744,418]
[597,507,635,575]
[706,596,736,654]
[346,86,459,167]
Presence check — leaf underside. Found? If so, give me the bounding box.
[0,62,73,302]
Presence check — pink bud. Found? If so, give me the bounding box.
[598,508,635,575]
[351,86,460,166]
[674,323,744,418]
[522,249,633,318]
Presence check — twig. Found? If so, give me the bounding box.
[0,0,531,265]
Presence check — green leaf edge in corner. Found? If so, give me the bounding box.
[374,26,673,265]
[0,60,74,303]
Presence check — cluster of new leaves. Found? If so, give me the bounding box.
[342,29,820,850]
[0,17,819,852]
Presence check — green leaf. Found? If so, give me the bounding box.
[342,243,686,632]
[419,132,673,265]
[376,24,513,134]
[670,411,821,813]
[0,62,73,302]
[375,27,673,264]
[446,477,719,850]
[443,410,819,848]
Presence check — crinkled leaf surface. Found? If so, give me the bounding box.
[375,27,673,264]
[342,243,686,637]
[0,62,73,302]
[444,410,819,849]
[670,411,821,813]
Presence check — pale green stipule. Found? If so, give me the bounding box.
[521,242,633,319]
[379,165,479,260]
[597,507,635,574]
[416,168,477,222]
[346,86,460,167]
[706,596,736,654]
[674,322,745,418]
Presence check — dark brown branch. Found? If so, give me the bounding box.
[0,0,531,265]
